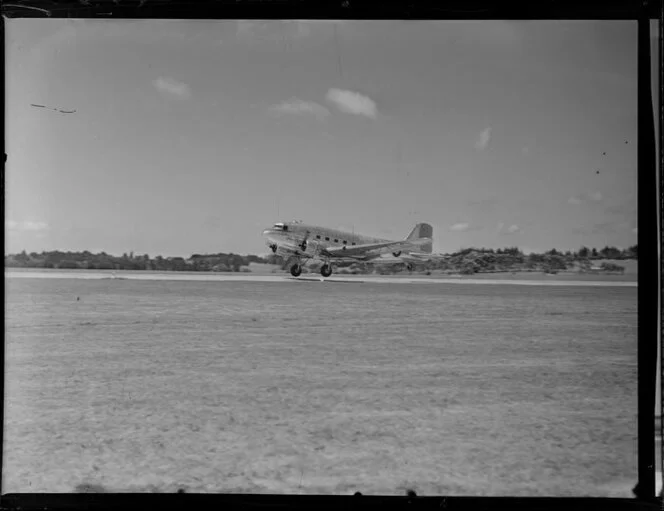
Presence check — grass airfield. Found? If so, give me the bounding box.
[5,272,637,496]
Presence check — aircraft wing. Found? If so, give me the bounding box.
[323,238,430,258]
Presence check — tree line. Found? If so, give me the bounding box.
[4,250,265,272]
[4,244,637,275]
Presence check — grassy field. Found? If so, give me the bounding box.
[4,277,637,496]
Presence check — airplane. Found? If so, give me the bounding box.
[261,220,434,277]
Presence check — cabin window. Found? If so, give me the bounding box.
[352,242,356,245]
[282,225,288,231]
[334,239,338,243]
[343,240,347,245]
[325,237,330,241]
[316,235,321,239]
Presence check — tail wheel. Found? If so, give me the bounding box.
[290,264,302,277]
[320,264,333,278]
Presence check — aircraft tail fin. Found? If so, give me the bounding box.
[405,223,433,253]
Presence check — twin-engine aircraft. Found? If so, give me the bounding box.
[262,220,435,277]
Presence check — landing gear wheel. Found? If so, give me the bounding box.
[290,264,302,277]
[406,264,414,272]
[320,264,333,278]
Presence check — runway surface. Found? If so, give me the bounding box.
[5,269,636,287]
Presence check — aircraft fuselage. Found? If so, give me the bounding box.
[261,220,433,277]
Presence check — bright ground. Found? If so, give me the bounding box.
[5,275,637,496]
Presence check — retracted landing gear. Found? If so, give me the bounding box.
[320,263,333,278]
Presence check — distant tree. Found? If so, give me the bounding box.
[546,254,568,270]
[546,248,559,256]
[15,250,30,263]
[591,248,599,258]
[599,245,622,259]
[578,246,589,258]
[529,253,545,263]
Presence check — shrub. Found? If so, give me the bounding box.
[600,262,625,273]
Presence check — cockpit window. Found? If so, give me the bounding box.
[273,223,286,231]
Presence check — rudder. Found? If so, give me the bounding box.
[405,223,433,253]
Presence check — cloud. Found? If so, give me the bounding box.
[270,98,330,120]
[326,89,377,118]
[573,220,626,236]
[450,222,470,232]
[496,222,520,234]
[568,191,603,205]
[153,77,191,99]
[475,127,491,150]
[6,220,49,232]
[236,20,330,42]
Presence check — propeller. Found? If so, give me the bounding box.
[299,231,310,252]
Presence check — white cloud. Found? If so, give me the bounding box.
[507,224,521,234]
[153,77,191,99]
[236,20,327,42]
[6,220,49,232]
[271,98,330,119]
[475,127,491,150]
[568,191,602,204]
[450,222,470,232]
[326,88,377,118]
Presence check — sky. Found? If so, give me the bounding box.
[5,19,659,257]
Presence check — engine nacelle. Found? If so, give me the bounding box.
[392,251,402,257]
